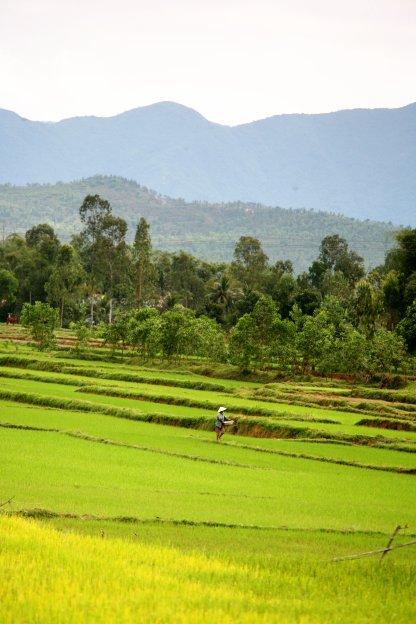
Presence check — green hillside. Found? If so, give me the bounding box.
[0,175,396,272]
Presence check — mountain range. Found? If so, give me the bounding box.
[0,101,415,225]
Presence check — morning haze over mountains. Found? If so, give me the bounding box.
[0,101,415,270]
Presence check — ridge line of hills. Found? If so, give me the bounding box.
[0,175,398,273]
[1,101,415,226]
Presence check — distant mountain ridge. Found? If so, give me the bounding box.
[0,101,415,225]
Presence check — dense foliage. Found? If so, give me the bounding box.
[1,193,415,376]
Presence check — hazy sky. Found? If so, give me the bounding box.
[1,0,415,126]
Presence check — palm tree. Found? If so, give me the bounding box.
[209,274,242,326]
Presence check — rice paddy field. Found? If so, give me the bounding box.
[0,328,415,623]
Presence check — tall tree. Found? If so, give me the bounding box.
[295,306,339,376]
[352,279,381,337]
[78,195,112,322]
[393,228,416,279]
[382,270,404,329]
[0,268,18,315]
[133,217,152,308]
[265,260,297,317]
[318,234,364,286]
[231,236,269,292]
[46,244,85,327]
[23,224,60,302]
[100,215,128,323]
[404,272,416,308]
[169,251,206,311]
[319,234,349,270]
[396,301,416,354]
[25,223,59,258]
[0,235,34,305]
[229,295,285,371]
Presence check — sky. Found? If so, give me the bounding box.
[1,0,415,126]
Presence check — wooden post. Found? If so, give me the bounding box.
[333,539,416,561]
[0,496,14,509]
[380,524,406,561]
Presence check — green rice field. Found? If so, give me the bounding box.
[0,335,415,623]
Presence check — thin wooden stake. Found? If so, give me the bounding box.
[0,496,14,509]
[380,524,406,561]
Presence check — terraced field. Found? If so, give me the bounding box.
[0,334,415,623]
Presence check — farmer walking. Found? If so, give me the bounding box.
[215,406,234,441]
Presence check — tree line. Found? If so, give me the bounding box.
[1,194,415,376]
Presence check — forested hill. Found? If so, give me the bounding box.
[0,102,415,225]
[0,176,396,273]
